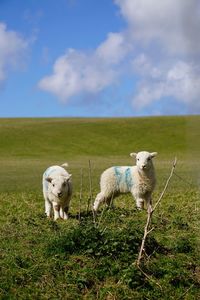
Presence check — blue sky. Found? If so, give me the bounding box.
[0,0,200,117]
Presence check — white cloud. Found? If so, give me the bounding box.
[133,59,200,112]
[39,0,200,114]
[39,32,132,101]
[0,23,28,83]
[96,32,131,65]
[115,0,200,55]
[117,0,200,113]
[132,54,161,79]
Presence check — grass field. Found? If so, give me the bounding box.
[0,116,200,299]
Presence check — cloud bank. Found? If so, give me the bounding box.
[39,0,200,114]
[38,32,132,101]
[0,23,28,84]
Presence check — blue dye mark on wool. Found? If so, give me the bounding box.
[114,167,122,187]
[125,168,133,189]
[114,167,133,190]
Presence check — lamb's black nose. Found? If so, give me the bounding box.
[58,192,62,197]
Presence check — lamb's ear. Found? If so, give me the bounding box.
[130,152,137,158]
[150,152,158,158]
[46,177,52,183]
[61,163,68,169]
[65,174,72,182]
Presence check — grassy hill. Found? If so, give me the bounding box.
[0,116,200,299]
[0,115,199,192]
[0,116,197,159]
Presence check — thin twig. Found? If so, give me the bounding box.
[136,210,152,265]
[87,160,96,224]
[89,160,93,200]
[137,264,162,291]
[136,157,177,266]
[178,284,194,300]
[78,168,83,223]
[97,203,107,228]
[153,157,177,212]
[174,171,196,188]
[87,160,93,214]
[97,191,115,228]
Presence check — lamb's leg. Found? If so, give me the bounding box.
[146,197,152,213]
[136,198,144,210]
[59,207,69,220]
[105,192,115,209]
[52,202,60,220]
[93,192,105,212]
[63,206,69,220]
[59,207,64,219]
[132,189,145,210]
[44,197,52,218]
[105,198,112,208]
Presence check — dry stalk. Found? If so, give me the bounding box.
[97,203,107,228]
[86,160,93,214]
[137,264,163,290]
[86,160,96,224]
[97,191,115,228]
[78,168,83,223]
[136,157,177,266]
[178,284,194,300]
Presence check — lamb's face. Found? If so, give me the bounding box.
[130,151,157,171]
[46,175,71,198]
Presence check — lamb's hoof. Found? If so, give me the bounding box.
[92,209,97,216]
[136,207,143,212]
[147,207,153,214]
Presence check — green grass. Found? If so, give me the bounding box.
[0,116,200,299]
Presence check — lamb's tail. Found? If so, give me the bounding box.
[61,162,69,169]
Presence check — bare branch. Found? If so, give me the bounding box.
[87,160,93,214]
[147,227,155,235]
[87,160,96,224]
[78,168,83,223]
[136,210,152,265]
[136,157,177,267]
[137,264,163,290]
[153,157,177,212]
[97,204,107,228]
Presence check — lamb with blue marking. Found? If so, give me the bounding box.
[43,163,72,220]
[93,151,157,213]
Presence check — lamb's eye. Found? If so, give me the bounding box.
[52,183,55,187]
[147,157,151,161]
[137,158,140,161]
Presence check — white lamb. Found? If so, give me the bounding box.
[93,151,157,213]
[42,164,72,220]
